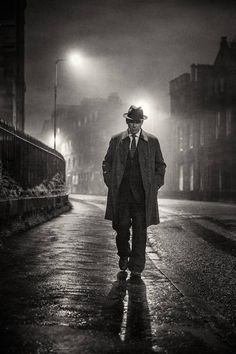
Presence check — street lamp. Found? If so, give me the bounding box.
[54,58,66,150]
[53,52,82,150]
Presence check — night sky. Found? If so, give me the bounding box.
[25,0,236,136]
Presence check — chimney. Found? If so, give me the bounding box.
[230,37,236,48]
[220,36,228,49]
[230,38,236,58]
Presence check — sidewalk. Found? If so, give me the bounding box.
[0,196,234,353]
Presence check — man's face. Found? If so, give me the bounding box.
[127,120,143,135]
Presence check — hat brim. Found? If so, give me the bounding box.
[123,113,148,120]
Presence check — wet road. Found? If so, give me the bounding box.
[0,196,235,353]
[149,199,236,327]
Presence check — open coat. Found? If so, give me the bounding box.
[102,129,166,228]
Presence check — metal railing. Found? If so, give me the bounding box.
[0,120,65,189]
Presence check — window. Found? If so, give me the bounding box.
[200,119,204,146]
[216,112,220,139]
[179,165,184,191]
[189,124,194,149]
[192,66,198,81]
[195,67,198,81]
[200,169,204,191]
[226,109,231,136]
[72,174,78,185]
[178,127,184,151]
[219,168,222,191]
[190,163,194,191]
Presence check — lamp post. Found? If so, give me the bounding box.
[53,53,82,150]
[54,58,66,150]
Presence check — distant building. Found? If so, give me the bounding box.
[169,37,236,201]
[0,0,26,131]
[41,93,126,194]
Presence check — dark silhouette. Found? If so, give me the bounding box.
[102,271,154,353]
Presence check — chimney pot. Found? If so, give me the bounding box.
[220,36,228,48]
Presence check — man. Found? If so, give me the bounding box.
[102,105,166,280]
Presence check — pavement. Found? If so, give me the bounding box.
[0,195,235,353]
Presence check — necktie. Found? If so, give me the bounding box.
[130,134,136,158]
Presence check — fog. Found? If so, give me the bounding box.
[25,0,236,136]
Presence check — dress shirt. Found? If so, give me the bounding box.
[128,129,142,150]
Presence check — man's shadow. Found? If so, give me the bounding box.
[102,272,153,352]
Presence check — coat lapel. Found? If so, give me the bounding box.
[138,130,151,186]
[119,131,129,164]
[138,129,149,161]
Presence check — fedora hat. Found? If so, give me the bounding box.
[123,105,148,121]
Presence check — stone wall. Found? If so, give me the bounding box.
[0,195,71,237]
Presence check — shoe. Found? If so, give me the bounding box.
[117,270,128,281]
[119,256,129,271]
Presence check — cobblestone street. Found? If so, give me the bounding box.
[0,196,235,353]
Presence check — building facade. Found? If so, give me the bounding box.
[41,93,126,195]
[0,0,26,131]
[169,37,236,201]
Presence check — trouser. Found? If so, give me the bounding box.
[115,196,147,273]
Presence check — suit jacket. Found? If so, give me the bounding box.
[102,129,166,227]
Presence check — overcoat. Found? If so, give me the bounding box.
[102,129,166,228]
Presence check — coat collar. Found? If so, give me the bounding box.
[120,129,148,142]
